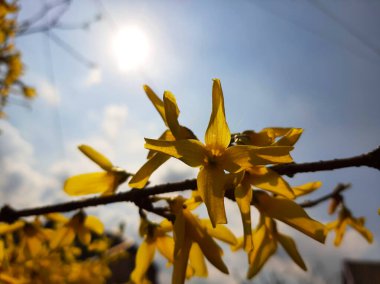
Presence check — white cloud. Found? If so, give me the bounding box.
[84,68,102,86]
[148,158,197,186]
[0,121,66,209]
[36,78,60,106]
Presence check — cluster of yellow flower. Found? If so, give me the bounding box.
[123,79,327,282]
[0,212,111,283]
[0,1,36,118]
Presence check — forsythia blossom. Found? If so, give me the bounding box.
[64,145,130,196]
[144,79,294,227]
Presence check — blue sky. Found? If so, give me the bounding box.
[1,0,380,283]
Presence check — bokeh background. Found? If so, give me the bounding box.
[1,1,380,283]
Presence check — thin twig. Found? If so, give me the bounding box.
[299,183,350,208]
[46,31,96,68]
[17,0,71,36]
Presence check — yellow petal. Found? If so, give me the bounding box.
[144,85,167,124]
[247,167,295,199]
[173,210,186,258]
[184,190,203,211]
[159,219,173,233]
[129,153,170,189]
[325,220,339,231]
[64,172,117,196]
[0,240,4,262]
[84,215,104,235]
[172,235,192,284]
[264,127,291,137]
[222,145,294,173]
[131,239,156,284]
[254,192,326,243]
[292,181,322,199]
[156,235,175,263]
[200,219,237,245]
[78,225,91,245]
[78,145,113,171]
[277,233,307,270]
[147,130,176,159]
[205,79,231,152]
[349,219,373,244]
[230,236,244,252]
[50,226,75,249]
[189,242,208,277]
[273,128,303,146]
[235,180,253,251]
[334,219,348,246]
[26,235,42,257]
[88,239,110,252]
[0,274,24,284]
[145,138,207,167]
[247,223,277,279]
[197,165,227,226]
[224,171,245,189]
[163,91,182,139]
[183,210,229,274]
[45,213,68,224]
[0,220,25,235]
[241,130,275,146]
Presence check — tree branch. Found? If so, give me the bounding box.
[0,180,196,223]
[271,146,380,177]
[0,146,378,223]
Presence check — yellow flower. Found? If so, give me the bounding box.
[0,220,25,235]
[129,86,196,189]
[326,206,373,246]
[237,127,303,147]
[49,211,104,248]
[240,215,307,279]
[230,188,325,279]
[145,79,294,226]
[232,127,321,252]
[131,218,175,284]
[0,219,49,259]
[252,191,326,243]
[64,145,130,196]
[170,197,232,284]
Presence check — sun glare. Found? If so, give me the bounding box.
[112,26,150,71]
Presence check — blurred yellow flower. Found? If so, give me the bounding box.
[232,215,307,279]
[326,206,373,246]
[64,145,130,196]
[49,211,104,248]
[131,218,174,284]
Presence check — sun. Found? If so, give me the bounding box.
[112,25,150,71]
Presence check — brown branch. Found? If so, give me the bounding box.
[0,180,196,223]
[271,146,380,177]
[0,147,378,223]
